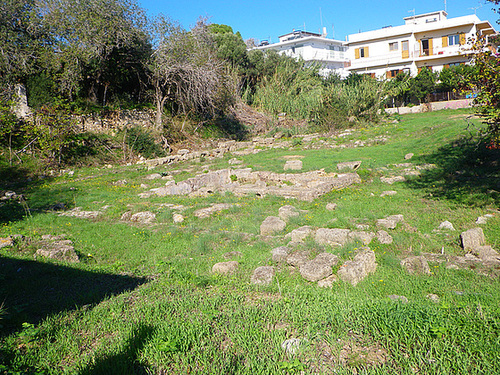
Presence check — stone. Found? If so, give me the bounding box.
[281,338,302,355]
[228,158,243,165]
[35,239,79,263]
[376,230,393,244]
[315,228,351,247]
[272,246,292,262]
[404,153,414,160]
[460,228,485,250]
[388,295,408,303]
[348,231,375,245]
[376,219,398,229]
[400,256,431,275]
[59,207,102,219]
[337,161,362,171]
[120,211,132,221]
[380,176,406,184]
[194,203,233,219]
[284,160,303,171]
[337,249,377,286]
[426,294,440,303]
[290,226,315,243]
[0,237,14,249]
[251,266,275,285]
[380,191,397,197]
[212,261,238,275]
[473,245,500,260]
[145,173,162,180]
[173,213,184,223]
[130,211,156,223]
[260,216,286,236]
[318,274,338,288]
[300,253,339,282]
[325,203,338,211]
[278,205,300,222]
[286,251,311,267]
[438,221,455,231]
[476,216,488,225]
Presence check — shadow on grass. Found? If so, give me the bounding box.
[407,137,500,206]
[0,256,147,334]
[80,325,154,375]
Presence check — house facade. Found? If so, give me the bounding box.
[346,11,496,78]
[254,30,349,77]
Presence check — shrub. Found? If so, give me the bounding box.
[123,127,166,159]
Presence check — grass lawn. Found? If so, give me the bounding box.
[1,109,499,374]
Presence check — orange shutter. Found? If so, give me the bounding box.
[355,48,360,59]
[365,46,369,57]
[418,39,422,56]
[429,38,433,56]
[386,71,391,79]
[442,36,448,47]
[459,33,466,45]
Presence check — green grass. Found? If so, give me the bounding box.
[1,108,499,374]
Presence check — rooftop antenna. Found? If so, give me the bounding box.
[444,0,447,13]
[408,9,416,24]
[469,3,482,15]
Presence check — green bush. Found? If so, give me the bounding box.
[124,127,166,159]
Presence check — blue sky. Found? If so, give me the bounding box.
[138,0,498,42]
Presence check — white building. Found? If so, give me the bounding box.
[346,11,496,78]
[254,30,349,77]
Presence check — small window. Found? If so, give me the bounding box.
[390,69,399,77]
[360,47,368,57]
[448,35,460,46]
[389,42,398,51]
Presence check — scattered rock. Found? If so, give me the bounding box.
[251,266,275,285]
[172,213,184,223]
[473,245,500,260]
[284,160,303,171]
[400,256,431,275]
[35,238,79,263]
[0,237,14,249]
[380,176,406,184]
[315,228,350,247]
[337,248,377,286]
[438,221,455,231]
[426,294,440,303]
[278,205,300,222]
[460,228,485,251]
[300,252,339,282]
[113,179,127,186]
[120,211,132,221]
[286,251,311,267]
[325,203,338,211]
[212,261,238,275]
[260,216,286,236]
[337,161,362,171]
[272,246,292,262]
[376,230,393,244]
[145,173,162,180]
[388,294,408,303]
[130,211,156,223]
[380,191,397,197]
[318,274,338,288]
[281,338,302,355]
[290,226,314,243]
[59,207,102,219]
[476,216,490,225]
[376,214,404,230]
[194,203,233,219]
[228,158,243,165]
[404,153,414,160]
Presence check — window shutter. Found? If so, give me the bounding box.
[365,46,369,57]
[355,48,360,59]
[418,39,422,56]
[459,33,466,45]
[444,64,450,69]
[442,36,448,47]
[386,71,391,79]
[429,38,433,56]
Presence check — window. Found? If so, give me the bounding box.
[389,42,398,51]
[402,40,409,59]
[355,46,369,59]
[448,35,460,46]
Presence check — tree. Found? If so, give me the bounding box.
[148,17,230,130]
[410,67,436,103]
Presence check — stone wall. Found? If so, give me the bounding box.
[385,99,473,115]
[74,109,155,134]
